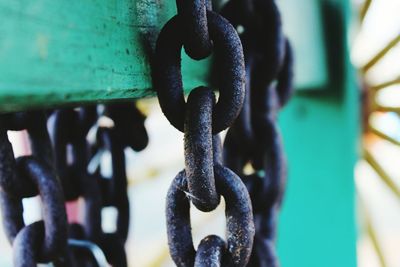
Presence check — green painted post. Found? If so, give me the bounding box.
[277,0,359,266]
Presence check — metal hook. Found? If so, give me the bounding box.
[68,239,109,267]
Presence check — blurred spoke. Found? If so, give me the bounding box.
[373,105,400,114]
[360,0,372,23]
[363,149,400,199]
[362,35,400,73]
[358,193,387,267]
[370,126,400,146]
[370,77,400,91]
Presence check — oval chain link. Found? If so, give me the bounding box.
[154,11,245,134]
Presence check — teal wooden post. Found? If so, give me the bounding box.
[277,0,359,266]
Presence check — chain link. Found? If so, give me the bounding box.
[154,10,245,134]
[166,161,254,267]
[176,0,213,59]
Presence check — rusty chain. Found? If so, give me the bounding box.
[154,0,257,265]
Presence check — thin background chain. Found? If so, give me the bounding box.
[0,103,148,267]
[221,0,294,266]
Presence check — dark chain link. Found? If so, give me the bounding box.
[166,160,254,267]
[176,0,213,59]
[154,0,255,265]
[221,0,294,266]
[0,112,68,267]
[154,11,245,134]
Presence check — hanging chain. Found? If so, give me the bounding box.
[50,102,148,267]
[221,0,294,266]
[154,0,256,266]
[0,102,148,267]
[0,111,68,266]
[50,106,103,267]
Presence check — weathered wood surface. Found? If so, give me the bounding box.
[0,0,209,112]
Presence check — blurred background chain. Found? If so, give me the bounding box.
[0,112,68,266]
[0,103,149,267]
[221,0,294,266]
[49,103,148,266]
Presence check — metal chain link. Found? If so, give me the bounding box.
[0,112,68,267]
[221,0,294,266]
[153,11,246,134]
[176,0,213,59]
[154,0,255,265]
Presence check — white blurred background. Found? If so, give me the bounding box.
[352,0,400,267]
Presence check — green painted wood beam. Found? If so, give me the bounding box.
[0,0,210,112]
[1,0,332,112]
